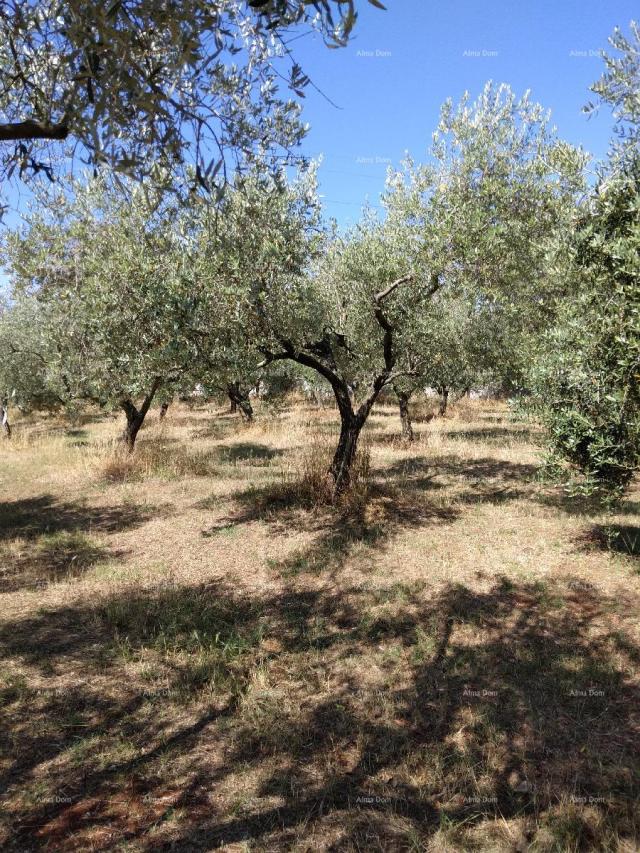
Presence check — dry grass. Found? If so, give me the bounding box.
[0,397,639,851]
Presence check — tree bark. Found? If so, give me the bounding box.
[396,389,414,442]
[120,378,162,452]
[328,373,385,496]
[159,401,170,421]
[0,119,69,142]
[1,403,11,439]
[257,272,427,497]
[227,382,253,422]
[331,412,366,494]
[238,398,253,422]
[438,386,449,417]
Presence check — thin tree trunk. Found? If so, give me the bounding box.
[1,403,11,439]
[438,387,449,417]
[396,389,414,442]
[120,378,162,452]
[159,402,170,421]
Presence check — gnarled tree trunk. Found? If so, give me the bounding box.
[257,273,437,499]
[120,378,162,452]
[438,386,449,417]
[329,388,367,495]
[227,382,253,422]
[395,388,414,442]
[1,401,11,439]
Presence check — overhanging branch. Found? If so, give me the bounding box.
[0,119,69,142]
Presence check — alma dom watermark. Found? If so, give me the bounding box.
[462,49,499,58]
[355,155,392,165]
[569,49,602,58]
[356,48,392,58]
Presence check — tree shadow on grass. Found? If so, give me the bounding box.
[0,495,161,593]
[381,454,539,505]
[174,577,640,851]
[382,454,539,481]
[2,577,638,850]
[0,495,159,543]
[440,426,537,444]
[0,580,264,845]
[271,487,458,579]
[202,470,458,580]
[216,442,284,465]
[0,532,126,594]
[576,523,640,560]
[537,489,640,523]
[201,454,541,580]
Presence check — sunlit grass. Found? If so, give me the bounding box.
[0,398,638,851]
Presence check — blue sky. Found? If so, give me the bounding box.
[0,0,636,243]
[289,0,637,227]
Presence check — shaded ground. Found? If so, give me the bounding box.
[0,399,638,851]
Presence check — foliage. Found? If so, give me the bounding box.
[586,20,640,169]
[0,294,62,412]
[4,177,199,415]
[528,160,640,498]
[0,0,383,214]
[383,82,587,397]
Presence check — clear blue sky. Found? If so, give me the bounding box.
[290,0,637,227]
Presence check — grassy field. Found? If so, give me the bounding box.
[0,397,638,852]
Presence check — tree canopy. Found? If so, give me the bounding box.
[0,0,383,213]
[1,33,638,500]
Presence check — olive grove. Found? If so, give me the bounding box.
[1,23,638,500]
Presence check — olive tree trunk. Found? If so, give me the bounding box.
[438,386,449,417]
[120,378,162,452]
[395,388,414,442]
[1,401,11,439]
[329,386,368,494]
[227,382,253,422]
[258,273,435,498]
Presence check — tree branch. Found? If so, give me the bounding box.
[0,119,69,142]
[373,274,413,373]
[260,342,353,415]
[373,273,413,305]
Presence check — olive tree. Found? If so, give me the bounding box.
[217,172,438,494]
[390,296,497,439]
[4,177,200,449]
[587,20,640,169]
[382,83,586,436]
[0,294,64,435]
[0,0,383,216]
[524,39,640,499]
[528,157,640,498]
